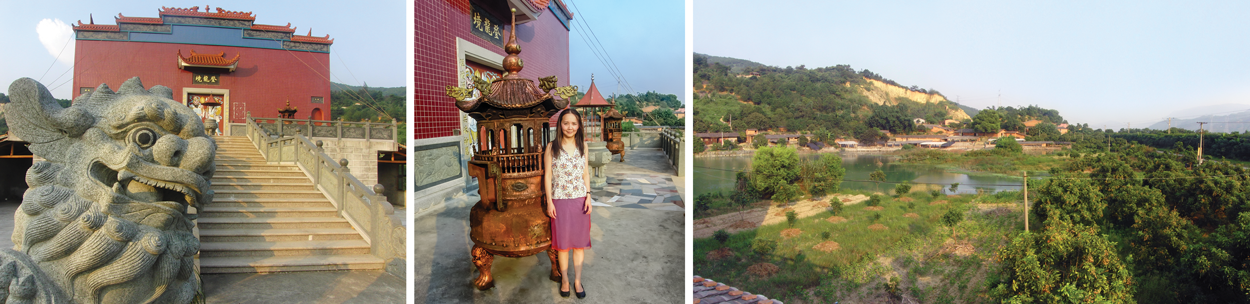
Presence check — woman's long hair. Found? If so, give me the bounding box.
[551,108,585,159]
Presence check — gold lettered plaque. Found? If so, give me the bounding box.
[192,73,220,85]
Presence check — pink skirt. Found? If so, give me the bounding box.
[551,197,592,250]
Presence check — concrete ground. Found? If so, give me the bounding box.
[414,147,685,303]
[0,200,404,304]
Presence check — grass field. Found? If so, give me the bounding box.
[694,190,1032,303]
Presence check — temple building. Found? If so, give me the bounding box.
[414,0,573,213]
[72,6,334,136]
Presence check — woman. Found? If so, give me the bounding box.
[544,108,592,299]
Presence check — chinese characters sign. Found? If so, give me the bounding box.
[470,4,504,48]
[193,73,220,85]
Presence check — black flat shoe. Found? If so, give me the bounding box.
[560,285,570,298]
[575,285,586,299]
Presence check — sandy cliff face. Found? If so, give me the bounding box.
[854,78,970,120]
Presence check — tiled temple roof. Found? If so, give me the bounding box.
[251,23,296,33]
[73,21,119,31]
[693,276,782,304]
[115,14,163,24]
[159,6,256,21]
[291,30,334,44]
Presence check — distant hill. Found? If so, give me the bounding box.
[1147,109,1250,133]
[954,102,980,118]
[696,53,765,73]
[330,82,404,97]
[693,53,969,135]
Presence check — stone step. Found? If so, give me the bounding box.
[209,200,333,209]
[215,169,306,177]
[211,176,310,184]
[199,228,362,242]
[211,183,318,191]
[199,255,384,273]
[198,217,351,230]
[200,206,339,218]
[214,156,267,163]
[212,190,325,199]
[215,163,299,170]
[199,240,371,257]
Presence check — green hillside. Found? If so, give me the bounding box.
[697,52,766,73]
[330,82,405,97]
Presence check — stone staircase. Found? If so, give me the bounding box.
[198,136,384,273]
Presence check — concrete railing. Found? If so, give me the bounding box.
[244,117,406,266]
[249,113,399,141]
[621,131,663,149]
[660,128,685,177]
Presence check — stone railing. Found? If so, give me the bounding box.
[250,113,399,141]
[244,117,406,269]
[660,128,685,177]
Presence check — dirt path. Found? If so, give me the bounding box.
[693,194,869,238]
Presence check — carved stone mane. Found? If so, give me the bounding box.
[3,77,213,303]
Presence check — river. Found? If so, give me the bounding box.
[693,153,1026,197]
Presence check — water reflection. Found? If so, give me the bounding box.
[693,153,1024,196]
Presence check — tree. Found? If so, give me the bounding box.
[797,135,809,147]
[994,136,1022,154]
[818,154,846,194]
[1027,122,1061,140]
[1032,176,1105,227]
[753,134,768,149]
[714,229,730,245]
[941,208,963,239]
[972,109,1002,134]
[989,219,1135,303]
[857,128,886,146]
[869,169,887,193]
[949,182,960,194]
[866,105,916,134]
[695,139,707,153]
[751,147,801,203]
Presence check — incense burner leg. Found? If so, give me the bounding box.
[472,245,495,290]
[547,247,562,282]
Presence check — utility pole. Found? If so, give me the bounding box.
[1197,122,1207,166]
[1023,171,1029,232]
[1168,117,1172,134]
[1105,124,1109,153]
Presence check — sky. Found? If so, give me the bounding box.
[695,0,1250,129]
[565,0,686,104]
[0,0,405,100]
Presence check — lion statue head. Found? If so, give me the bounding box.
[4,77,213,303]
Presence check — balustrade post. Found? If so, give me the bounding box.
[314,140,324,185]
[393,119,399,143]
[337,158,350,214]
[337,118,343,139]
[366,121,373,141]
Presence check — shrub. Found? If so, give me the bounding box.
[714,229,730,245]
[829,199,844,215]
[908,201,916,210]
[901,144,916,150]
[786,211,798,227]
[872,213,883,222]
[866,194,882,207]
[752,239,778,257]
[930,190,942,198]
[895,183,912,196]
[949,183,960,193]
[821,231,831,239]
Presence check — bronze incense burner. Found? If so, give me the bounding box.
[602,106,625,161]
[445,9,578,291]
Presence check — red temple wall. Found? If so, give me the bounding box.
[73,39,332,123]
[415,0,570,140]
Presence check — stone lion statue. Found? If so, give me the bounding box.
[3,77,212,303]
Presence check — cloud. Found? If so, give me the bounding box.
[36,18,74,66]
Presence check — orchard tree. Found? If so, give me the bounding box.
[1032,176,1105,227]
[989,219,1135,303]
